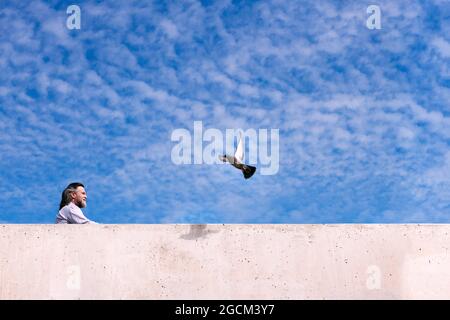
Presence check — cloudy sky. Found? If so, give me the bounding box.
[0,0,449,223]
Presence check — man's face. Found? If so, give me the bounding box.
[72,186,87,208]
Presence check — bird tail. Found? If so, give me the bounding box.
[242,165,256,179]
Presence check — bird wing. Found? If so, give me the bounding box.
[234,133,244,163]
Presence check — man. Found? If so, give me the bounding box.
[55,182,97,224]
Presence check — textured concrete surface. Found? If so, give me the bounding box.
[1,224,450,299]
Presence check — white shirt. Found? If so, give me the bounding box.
[55,202,97,224]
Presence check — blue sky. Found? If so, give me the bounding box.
[0,0,449,223]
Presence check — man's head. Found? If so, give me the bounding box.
[59,182,87,209]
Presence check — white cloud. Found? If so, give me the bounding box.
[160,19,179,39]
[432,37,450,58]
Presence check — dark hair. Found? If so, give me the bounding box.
[59,182,85,210]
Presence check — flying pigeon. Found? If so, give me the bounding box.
[219,134,256,179]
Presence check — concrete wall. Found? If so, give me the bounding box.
[1,224,450,299]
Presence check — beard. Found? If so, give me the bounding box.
[75,199,86,208]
